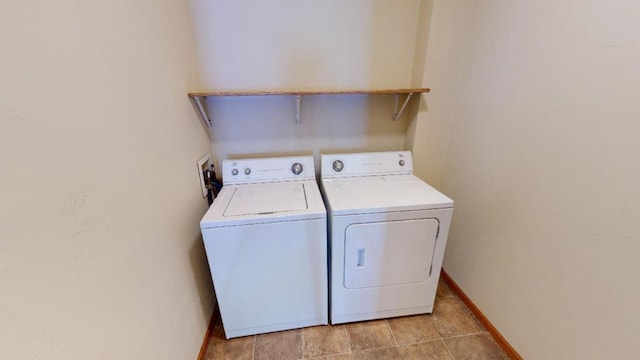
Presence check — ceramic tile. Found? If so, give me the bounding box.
[352,346,402,360]
[305,353,353,360]
[324,354,354,360]
[255,329,303,360]
[399,340,454,360]
[435,277,488,332]
[444,333,508,360]
[346,320,395,351]
[203,293,510,360]
[464,306,489,333]
[388,315,440,344]
[204,326,254,360]
[431,297,480,338]
[302,325,350,358]
[437,279,455,298]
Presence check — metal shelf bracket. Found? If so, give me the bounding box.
[295,95,302,124]
[393,92,414,121]
[191,96,212,128]
[188,88,428,128]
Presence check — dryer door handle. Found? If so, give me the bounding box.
[357,249,365,267]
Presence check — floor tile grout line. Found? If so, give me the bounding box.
[251,334,257,360]
[439,331,485,340]
[300,329,307,358]
[352,344,400,355]
[384,319,400,347]
[344,325,355,354]
[304,350,353,360]
[350,343,403,353]
[440,338,457,360]
[431,313,445,342]
[341,326,353,355]
[383,320,405,360]
[396,337,446,347]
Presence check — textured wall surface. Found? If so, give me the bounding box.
[189,0,423,165]
[5,0,639,358]
[406,0,474,189]
[422,0,640,358]
[0,0,213,358]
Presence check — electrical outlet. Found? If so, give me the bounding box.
[197,154,211,198]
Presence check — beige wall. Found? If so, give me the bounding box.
[189,0,423,165]
[5,0,638,358]
[0,1,212,359]
[407,0,475,189]
[416,0,640,358]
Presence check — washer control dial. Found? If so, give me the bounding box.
[231,168,239,176]
[332,160,344,172]
[291,162,303,175]
[244,168,251,175]
[399,159,405,166]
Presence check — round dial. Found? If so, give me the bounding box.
[244,168,251,175]
[332,160,344,172]
[399,159,405,166]
[291,162,303,175]
[231,168,239,176]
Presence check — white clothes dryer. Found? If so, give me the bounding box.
[320,151,453,324]
[200,156,327,338]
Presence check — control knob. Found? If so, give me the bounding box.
[291,162,303,175]
[332,160,344,172]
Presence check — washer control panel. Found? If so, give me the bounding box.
[223,156,315,185]
[321,151,413,177]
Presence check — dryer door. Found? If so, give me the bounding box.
[344,218,439,289]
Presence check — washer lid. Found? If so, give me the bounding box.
[223,182,308,216]
[201,180,326,228]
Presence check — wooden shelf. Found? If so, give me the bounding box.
[188,88,430,97]
[188,88,430,128]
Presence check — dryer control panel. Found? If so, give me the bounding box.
[223,156,316,185]
[321,151,413,178]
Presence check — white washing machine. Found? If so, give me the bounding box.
[200,156,327,338]
[320,151,454,324]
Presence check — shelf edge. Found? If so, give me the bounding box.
[187,88,431,97]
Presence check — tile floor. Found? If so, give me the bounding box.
[203,278,509,360]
